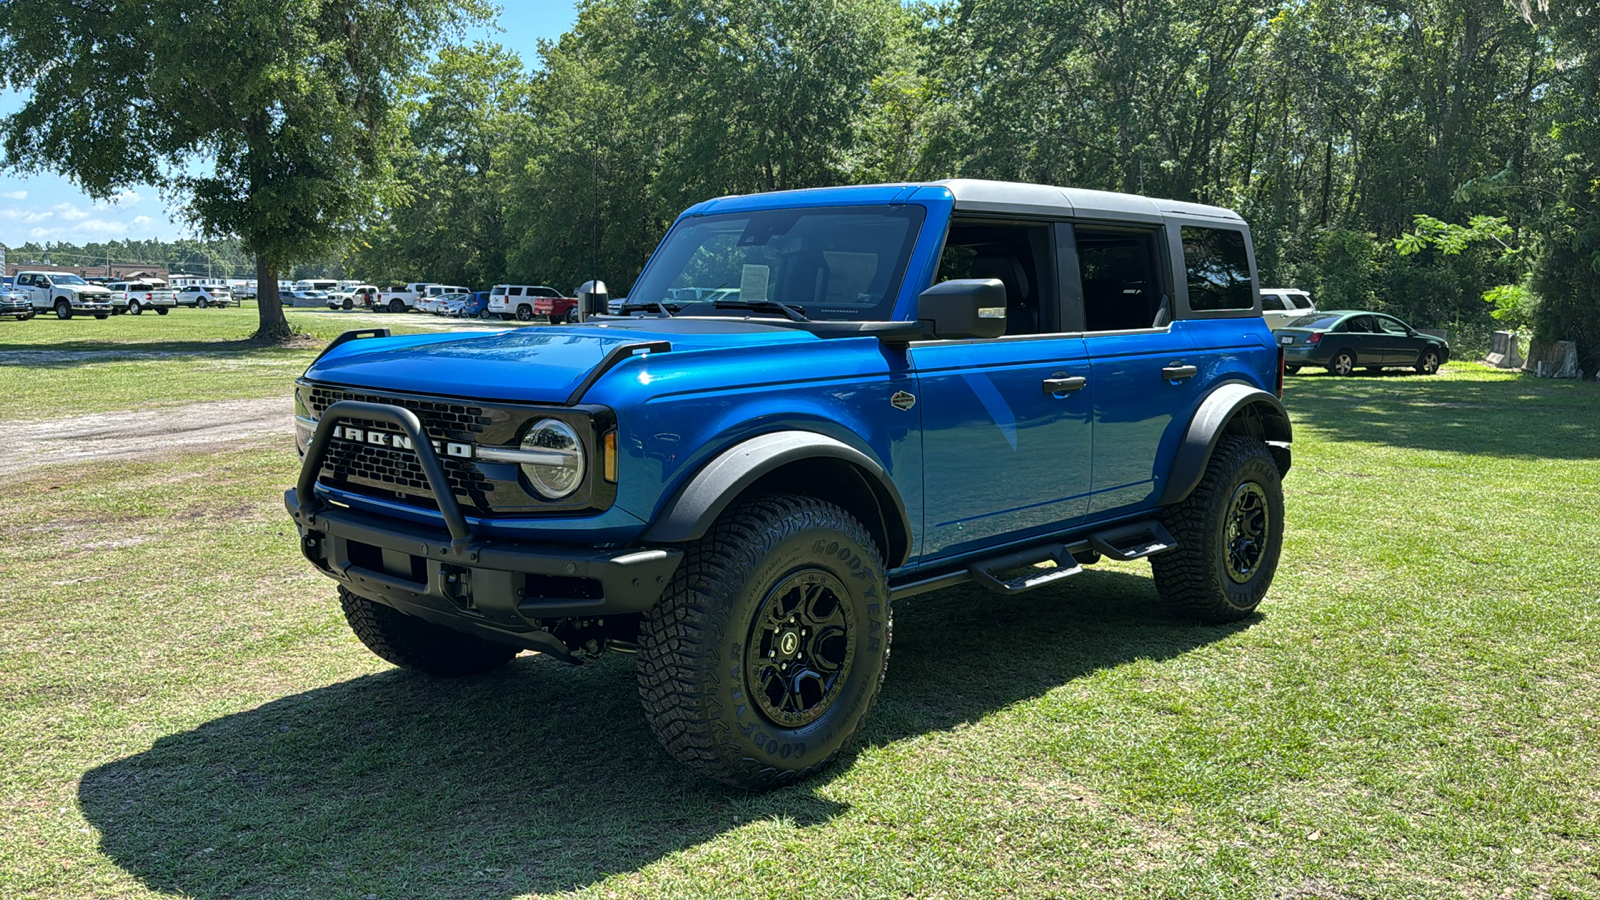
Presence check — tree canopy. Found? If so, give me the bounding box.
[0,0,487,339]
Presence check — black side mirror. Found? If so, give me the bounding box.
[917,279,1007,340]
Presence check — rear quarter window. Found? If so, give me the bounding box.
[1181,226,1254,311]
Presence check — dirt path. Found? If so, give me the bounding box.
[10,397,293,472]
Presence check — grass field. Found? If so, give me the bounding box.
[1,330,1597,898]
[0,306,529,419]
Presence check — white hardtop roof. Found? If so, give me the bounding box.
[933,179,1244,223]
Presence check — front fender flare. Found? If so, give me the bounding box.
[641,431,912,567]
[1158,383,1292,507]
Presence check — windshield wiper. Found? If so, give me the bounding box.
[712,299,809,322]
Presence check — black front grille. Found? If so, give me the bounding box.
[309,388,504,513]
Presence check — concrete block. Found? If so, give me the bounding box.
[1484,330,1524,369]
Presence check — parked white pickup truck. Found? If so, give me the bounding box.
[14,271,112,319]
[107,280,176,315]
[376,282,440,313]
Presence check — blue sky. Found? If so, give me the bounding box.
[0,1,579,247]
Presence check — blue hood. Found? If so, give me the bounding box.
[304,320,819,404]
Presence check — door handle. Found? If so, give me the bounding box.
[1042,376,1087,395]
[1161,364,1198,381]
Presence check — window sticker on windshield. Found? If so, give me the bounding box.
[740,265,770,302]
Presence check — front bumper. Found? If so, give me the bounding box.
[286,488,680,616]
[287,399,682,656]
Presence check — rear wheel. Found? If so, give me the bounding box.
[388,298,405,314]
[55,300,72,320]
[197,297,209,309]
[1415,348,1442,375]
[515,304,534,322]
[156,307,169,315]
[1329,350,1356,376]
[637,494,891,790]
[1152,436,1284,623]
[338,587,519,677]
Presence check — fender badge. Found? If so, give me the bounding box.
[890,391,917,411]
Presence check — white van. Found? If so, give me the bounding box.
[294,279,341,293]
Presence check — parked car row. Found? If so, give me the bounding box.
[1258,288,1448,376]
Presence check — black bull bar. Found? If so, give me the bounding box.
[284,401,682,660]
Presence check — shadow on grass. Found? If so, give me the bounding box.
[79,569,1245,898]
[1282,370,1599,459]
[0,338,312,363]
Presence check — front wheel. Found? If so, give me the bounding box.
[338,587,518,677]
[1415,348,1442,375]
[130,301,143,315]
[1328,350,1356,376]
[636,494,891,790]
[1152,436,1284,623]
[55,300,72,320]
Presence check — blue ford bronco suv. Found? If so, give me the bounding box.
[286,179,1292,789]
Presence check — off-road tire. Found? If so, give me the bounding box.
[1329,350,1356,376]
[636,494,892,790]
[55,299,72,320]
[338,587,519,677]
[1152,436,1283,623]
[1416,348,1442,375]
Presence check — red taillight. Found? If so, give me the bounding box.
[1307,332,1321,345]
[145,293,152,301]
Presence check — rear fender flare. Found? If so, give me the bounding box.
[641,431,912,567]
[1159,383,1292,507]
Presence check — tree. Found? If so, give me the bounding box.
[0,0,487,340]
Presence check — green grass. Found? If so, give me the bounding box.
[1,360,1598,898]
[0,306,533,419]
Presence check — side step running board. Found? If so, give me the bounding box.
[892,518,1179,600]
[1088,520,1176,561]
[967,543,1082,595]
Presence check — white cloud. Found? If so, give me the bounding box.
[130,215,153,226]
[53,202,91,222]
[108,188,142,205]
[2,190,27,200]
[73,218,132,235]
[1,207,54,224]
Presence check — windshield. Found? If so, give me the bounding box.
[53,274,88,286]
[629,206,926,320]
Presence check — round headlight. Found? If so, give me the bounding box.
[520,419,586,499]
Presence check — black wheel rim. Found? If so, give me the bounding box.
[745,569,855,728]
[1223,482,1270,584]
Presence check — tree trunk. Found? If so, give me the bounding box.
[254,254,291,342]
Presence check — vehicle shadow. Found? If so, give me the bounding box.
[1281,371,1599,460]
[78,569,1246,899]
